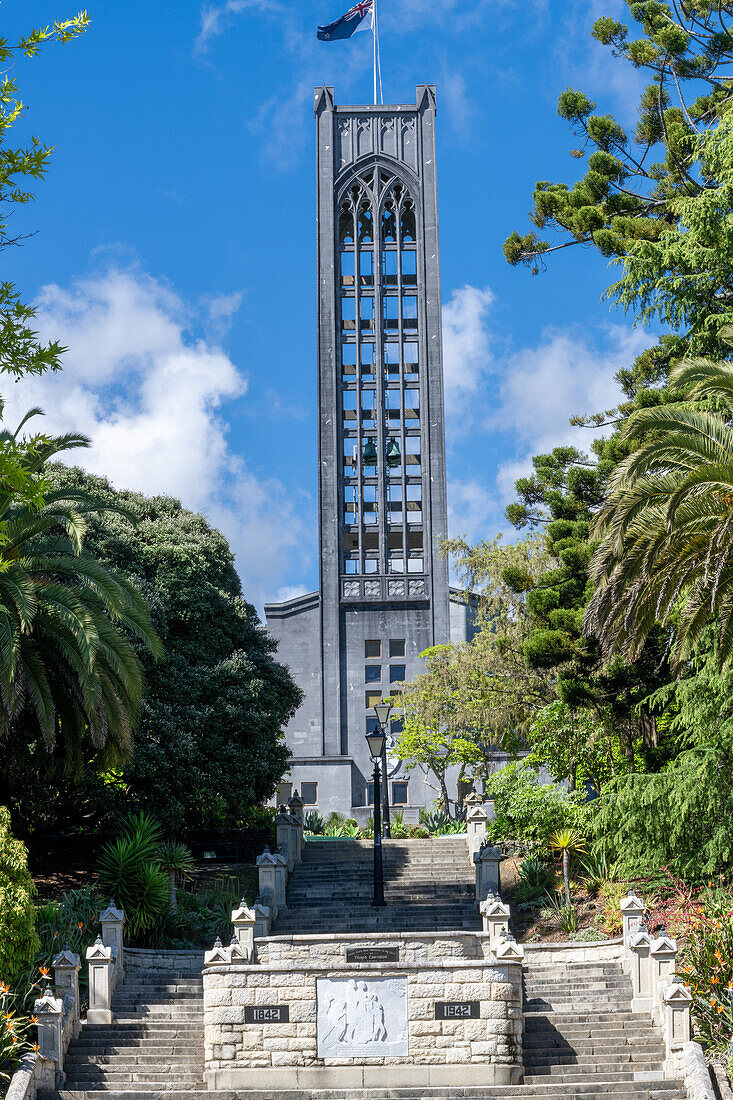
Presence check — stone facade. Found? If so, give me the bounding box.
[203,931,523,1089]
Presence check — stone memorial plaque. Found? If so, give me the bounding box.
[400,808,420,825]
[244,1005,290,1023]
[317,976,408,1059]
[435,1001,480,1020]
[346,946,400,963]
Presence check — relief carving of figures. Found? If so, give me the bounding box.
[317,976,408,1059]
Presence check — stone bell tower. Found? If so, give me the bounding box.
[265,87,460,819]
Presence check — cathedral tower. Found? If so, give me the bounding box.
[265,87,464,819]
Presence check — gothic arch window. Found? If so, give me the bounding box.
[337,168,424,580]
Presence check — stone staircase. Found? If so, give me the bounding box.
[57,961,205,1098]
[271,837,481,934]
[520,958,686,1099]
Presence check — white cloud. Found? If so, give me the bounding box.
[494,323,653,500]
[194,0,281,54]
[441,284,494,411]
[275,584,311,602]
[447,477,503,544]
[2,268,311,610]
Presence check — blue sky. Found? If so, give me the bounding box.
[4,0,654,608]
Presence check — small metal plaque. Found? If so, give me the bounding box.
[244,1005,290,1023]
[435,1001,480,1019]
[346,946,400,963]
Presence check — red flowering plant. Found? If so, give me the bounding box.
[0,972,45,1082]
[648,874,733,1054]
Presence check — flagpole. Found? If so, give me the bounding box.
[372,0,377,105]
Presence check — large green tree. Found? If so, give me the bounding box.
[0,13,89,517]
[0,417,161,818]
[10,466,303,834]
[587,351,733,669]
[505,0,733,385]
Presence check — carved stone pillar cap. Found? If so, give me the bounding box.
[274,810,293,825]
[257,846,279,866]
[662,981,693,1005]
[231,904,257,924]
[99,901,125,923]
[480,897,510,917]
[464,791,482,806]
[52,948,81,969]
[651,933,677,954]
[630,929,653,948]
[86,938,113,962]
[473,844,503,863]
[204,940,232,966]
[288,793,305,808]
[34,990,63,1015]
[466,805,488,822]
[620,891,645,911]
[272,846,288,865]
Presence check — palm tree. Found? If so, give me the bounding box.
[158,841,195,913]
[0,410,162,767]
[585,352,733,669]
[550,828,586,906]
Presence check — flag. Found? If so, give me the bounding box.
[317,0,373,41]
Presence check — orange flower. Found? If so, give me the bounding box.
[30,1016,38,1025]
[38,967,49,977]
[77,922,84,930]
[717,1004,725,1014]
[11,1036,18,1044]
[0,983,9,994]
[711,975,719,984]
[32,1043,39,1052]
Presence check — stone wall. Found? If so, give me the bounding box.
[256,931,495,966]
[204,949,522,1090]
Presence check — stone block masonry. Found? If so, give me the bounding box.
[203,939,523,1090]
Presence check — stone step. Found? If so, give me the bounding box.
[56,1083,686,1100]
[66,1056,203,1067]
[523,1070,666,1085]
[525,1059,665,1075]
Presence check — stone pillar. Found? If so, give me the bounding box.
[86,937,114,1025]
[466,805,488,862]
[650,932,678,1023]
[52,948,81,1040]
[480,896,511,950]
[34,988,63,1071]
[99,900,125,984]
[620,890,645,944]
[288,792,305,858]
[257,846,288,912]
[474,843,502,902]
[275,807,297,872]
[659,981,692,1077]
[253,896,272,939]
[629,928,653,1014]
[230,900,257,961]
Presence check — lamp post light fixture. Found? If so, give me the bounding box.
[373,701,393,839]
[365,729,387,907]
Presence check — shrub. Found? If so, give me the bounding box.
[484,763,588,851]
[0,978,43,1082]
[304,811,325,835]
[540,892,578,934]
[408,826,430,838]
[35,886,102,971]
[514,857,556,903]
[0,808,40,986]
[97,813,170,936]
[675,884,733,1053]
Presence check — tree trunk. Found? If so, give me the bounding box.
[169,871,177,914]
[562,850,570,907]
[439,772,451,817]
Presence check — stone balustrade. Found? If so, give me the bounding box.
[618,891,693,1079]
[11,902,126,1100]
[473,842,503,902]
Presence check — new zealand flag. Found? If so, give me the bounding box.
[317,0,373,41]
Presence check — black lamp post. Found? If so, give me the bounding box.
[373,701,393,839]
[366,729,387,907]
